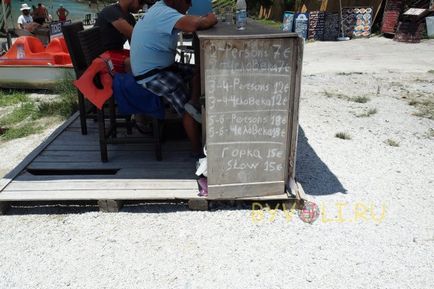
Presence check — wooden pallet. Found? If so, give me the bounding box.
[0,113,296,214]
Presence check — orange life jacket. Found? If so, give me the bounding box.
[74,52,113,109]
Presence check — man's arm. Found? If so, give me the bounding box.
[111,18,134,40]
[44,7,49,20]
[174,13,217,33]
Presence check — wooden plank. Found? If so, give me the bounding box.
[14,171,197,181]
[0,189,200,201]
[0,188,290,202]
[22,167,196,180]
[0,112,80,193]
[52,134,155,145]
[5,179,198,191]
[49,133,191,149]
[34,150,196,162]
[237,192,290,201]
[45,141,193,152]
[208,181,285,199]
[27,161,196,170]
[287,37,303,180]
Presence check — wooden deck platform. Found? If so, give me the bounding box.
[0,113,291,209]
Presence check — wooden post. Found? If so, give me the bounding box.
[270,0,285,21]
[188,199,208,211]
[98,200,124,212]
[320,0,329,11]
[0,202,9,215]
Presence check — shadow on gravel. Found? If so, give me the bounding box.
[296,127,347,196]
[5,201,100,215]
[4,201,254,215]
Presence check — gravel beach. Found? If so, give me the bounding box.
[0,37,433,289]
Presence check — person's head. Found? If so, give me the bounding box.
[60,4,63,8]
[38,3,42,7]
[164,0,192,14]
[20,3,31,15]
[121,0,144,14]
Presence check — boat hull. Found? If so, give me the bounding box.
[0,65,74,90]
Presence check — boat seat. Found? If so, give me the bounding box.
[45,37,69,54]
[3,36,45,57]
[0,36,71,65]
[24,36,45,53]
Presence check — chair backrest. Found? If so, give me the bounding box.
[61,21,86,77]
[77,26,105,67]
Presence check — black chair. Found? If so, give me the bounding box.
[76,26,163,162]
[62,22,92,135]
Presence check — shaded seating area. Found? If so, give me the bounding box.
[62,22,165,162]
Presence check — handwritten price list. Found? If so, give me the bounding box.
[203,38,293,188]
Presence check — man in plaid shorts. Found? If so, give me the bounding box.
[131,0,217,155]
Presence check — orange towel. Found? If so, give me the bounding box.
[74,53,113,109]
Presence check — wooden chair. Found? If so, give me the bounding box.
[76,26,163,162]
[62,22,91,135]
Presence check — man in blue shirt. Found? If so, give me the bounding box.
[131,0,217,155]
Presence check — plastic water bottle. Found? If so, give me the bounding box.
[236,0,247,30]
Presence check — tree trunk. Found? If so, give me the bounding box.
[270,0,285,21]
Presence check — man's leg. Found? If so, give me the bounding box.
[183,65,202,123]
[190,65,201,105]
[183,113,201,154]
